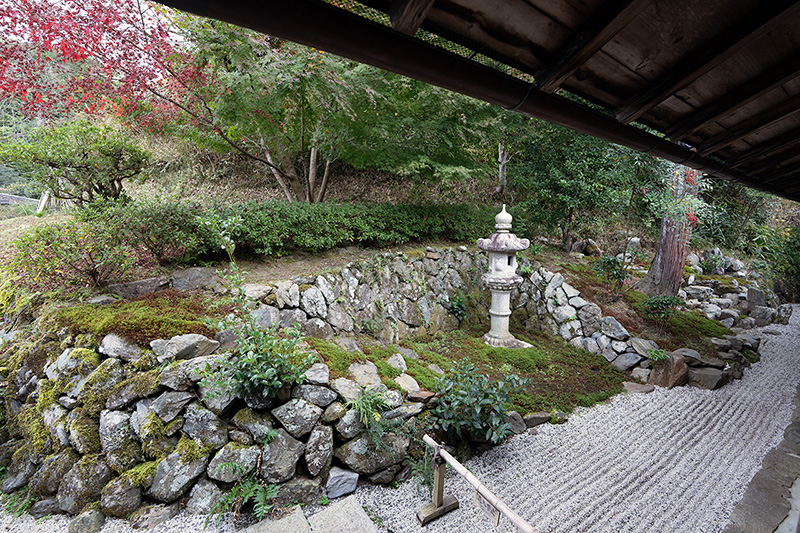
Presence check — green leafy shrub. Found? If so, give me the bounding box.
[345,389,399,448]
[645,347,669,365]
[643,295,683,332]
[207,463,277,527]
[8,220,134,289]
[591,255,630,297]
[429,360,530,444]
[201,266,315,400]
[699,254,724,273]
[447,293,469,322]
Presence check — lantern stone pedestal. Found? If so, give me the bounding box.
[477,205,531,349]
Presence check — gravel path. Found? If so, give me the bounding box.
[1,308,797,533]
[357,306,800,533]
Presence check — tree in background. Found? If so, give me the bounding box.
[0,120,150,205]
[639,166,705,296]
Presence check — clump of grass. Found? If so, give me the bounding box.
[55,289,228,344]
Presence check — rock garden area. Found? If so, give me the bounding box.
[0,213,796,533]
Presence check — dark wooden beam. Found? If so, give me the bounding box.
[697,92,800,156]
[615,0,800,125]
[742,149,800,175]
[389,0,436,35]
[728,125,800,168]
[535,0,654,93]
[761,160,800,184]
[668,56,800,141]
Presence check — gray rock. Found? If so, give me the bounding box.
[577,304,602,336]
[507,411,526,434]
[67,509,105,533]
[29,498,63,519]
[68,409,101,455]
[777,303,793,325]
[291,385,337,407]
[322,402,347,424]
[305,363,330,385]
[326,466,359,499]
[685,285,714,301]
[147,450,209,502]
[154,334,219,363]
[29,448,79,497]
[648,352,688,388]
[327,303,354,332]
[105,372,161,410]
[98,333,142,362]
[335,433,410,474]
[553,305,578,324]
[232,408,275,442]
[383,403,424,421]
[385,390,405,407]
[159,355,222,391]
[171,267,223,292]
[330,378,363,403]
[275,281,301,308]
[108,276,169,299]
[74,357,126,402]
[630,367,651,383]
[611,352,643,371]
[301,286,328,318]
[57,456,113,514]
[303,318,335,339]
[348,361,382,388]
[623,382,655,393]
[260,429,305,483]
[183,403,228,449]
[751,306,777,326]
[279,308,308,329]
[186,478,223,515]
[611,340,628,353]
[272,399,323,438]
[99,410,142,472]
[738,317,756,329]
[152,391,195,423]
[336,409,365,439]
[568,296,589,309]
[630,337,658,356]
[251,305,280,329]
[674,347,726,369]
[386,353,407,372]
[427,364,445,375]
[747,287,766,312]
[601,316,630,341]
[523,412,551,428]
[394,373,420,392]
[208,443,261,483]
[369,465,401,485]
[101,475,141,518]
[243,283,272,301]
[688,367,729,390]
[42,404,69,447]
[129,503,180,529]
[275,476,323,507]
[305,425,334,477]
[1,445,39,494]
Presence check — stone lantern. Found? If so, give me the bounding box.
[477,205,531,349]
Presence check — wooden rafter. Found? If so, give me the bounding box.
[762,160,800,184]
[743,149,800,175]
[615,0,800,124]
[668,56,800,141]
[535,0,654,93]
[728,125,800,168]
[697,92,800,156]
[389,0,436,35]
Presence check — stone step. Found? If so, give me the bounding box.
[240,495,377,533]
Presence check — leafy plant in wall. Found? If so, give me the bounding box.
[207,462,278,527]
[201,265,315,401]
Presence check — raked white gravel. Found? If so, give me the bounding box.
[1,306,797,533]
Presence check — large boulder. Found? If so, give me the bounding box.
[746,287,766,312]
[101,475,142,518]
[146,447,209,503]
[600,316,630,341]
[271,399,323,439]
[577,304,602,336]
[648,351,688,388]
[171,267,223,292]
[688,367,729,390]
[98,334,142,362]
[2,445,40,494]
[260,429,305,483]
[151,334,219,364]
[29,448,80,497]
[305,425,334,477]
[207,443,261,483]
[335,433,409,474]
[107,276,169,299]
[751,306,777,326]
[183,403,228,450]
[57,456,114,514]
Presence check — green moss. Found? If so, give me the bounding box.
[406,249,426,260]
[67,348,101,372]
[121,461,159,486]
[175,436,213,462]
[82,501,102,514]
[55,289,224,346]
[110,371,160,399]
[298,284,313,292]
[741,348,760,364]
[131,350,158,372]
[15,405,51,455]
[72,334,95,349]
[142,413,166,438]
[68,409,101,454]
[77,359,122,417]
[35,379,59,413]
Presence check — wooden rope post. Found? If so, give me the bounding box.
[417,434,538,533]
[416,438,459,525]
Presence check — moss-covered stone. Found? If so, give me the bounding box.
[175,436,214,463]
[131,350,159,372]
[76,358,126,417]
[68,408,102,455]
[121,460,159,488]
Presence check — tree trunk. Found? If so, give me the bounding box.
[640,167,697,296]
[561,207,574,251]
[495,141,508,196]
[314,159,331,203]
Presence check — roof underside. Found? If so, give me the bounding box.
[156,0,800,202]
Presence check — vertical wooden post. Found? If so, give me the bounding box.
[416,442,460,525]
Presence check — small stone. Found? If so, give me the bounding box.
[407,390,435,402]
[101,475,141,518]
[272,399,323,438]
[208,443,261,483]
[291,385,338,407]
[305,363,330,385]
[259,429,305,483]
[507,411,526,434]
[186,478,223,515]
[326,466,358,499]
[329,378,363,403]
[427,364,445,375]
[348,361,381,388]
[335,410,365,440]
[386,353,407,372]
[67,509,105,533]
[383,403,423,421]
[623,382,655,394]
[183,403,229,449]
[523,412,551,428]
[99,333,142,362]
[630,367,651,383]
[305,425,334,477]
[611,352,643,371]
[322,402,347,423]
[129,503,180,530]
[394,373,420,392]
